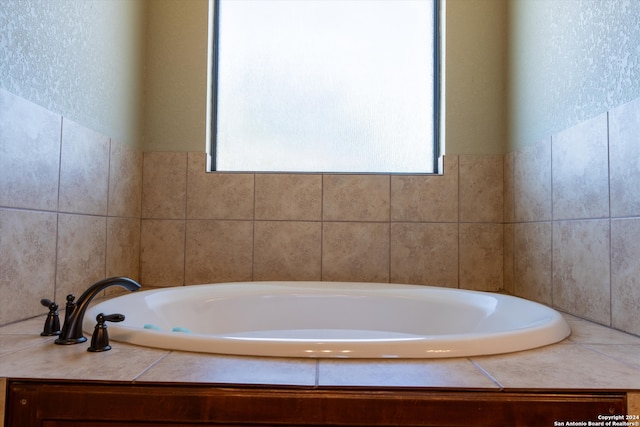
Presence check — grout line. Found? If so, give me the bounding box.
[576,343,640,372]
[104,138,112,279]
[138,152,146,282]
[131,351,172,382]
[320,174,324,281]
[388,174,392,283]
[53,117,64,302]
[549,135,555,308]
[469,358,504,390]
[251,173,256,281]
[457,156,461,289]
[182,153,188,286]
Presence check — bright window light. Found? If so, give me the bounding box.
[212,0,439,173]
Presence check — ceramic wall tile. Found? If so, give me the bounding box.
[184,220,254,285]
[459,223,503,291]
[186,152,254,220]
[609,97,640,218]
[106,217,141,281]
[142,151,187,219]
[552,220,610,324]
[0,209,57,325]
[55,213,107,299]
[552,113,609,220]
[59,118,110,215]
[502,223,514,295]
[459,155,503,223]
[323,175,390,221]
[0,88,62,211]
[514,138,552,222]
[503,152,515,223]
[611,218,640,335]
[108,140,143,218]
[255,174,322,220]
[513,222,552,304]
[322,222,389,282]
[254,221,322,281]
[390,222,458,287]
[140,219,185,286]
[390,155,458,222]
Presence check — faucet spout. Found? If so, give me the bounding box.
[55,276,141,345]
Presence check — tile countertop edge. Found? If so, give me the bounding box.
[1,314,640,391]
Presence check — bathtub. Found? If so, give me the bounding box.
[86,281,570,358]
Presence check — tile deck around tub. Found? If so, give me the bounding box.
[1,313,640,391]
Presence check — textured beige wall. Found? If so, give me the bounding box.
[509,0,640,150]
[144,0,209,152]
[0,0,147,148]
[445,0,508,155]
[144,0,508,155]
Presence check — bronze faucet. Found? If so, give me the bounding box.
[55,276,140,345]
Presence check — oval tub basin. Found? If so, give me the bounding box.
[86,281,570,358]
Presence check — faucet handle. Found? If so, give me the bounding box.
[40,299,61,336]
[102,313,125,323]
[87,313,125,352]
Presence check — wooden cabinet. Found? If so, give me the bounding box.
[6,380,627,426]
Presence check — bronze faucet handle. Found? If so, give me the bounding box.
[40,298,61,336]
[87,313,125,352]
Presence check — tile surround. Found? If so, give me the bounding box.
[390,222,459,288]
[551,113,610,220]
[507,97,640,336]
[140,152,504,291]
[459,155,503,223]
[186,152,254,220]
[322,221,391,283]
[255,173,322,221]
[108,141,143,218]
[3,86,640,343]
[0,90,142,326]
[136,95,640,338]
[0,209,57,325]
[609,97,640,218]
[391,156,459,222]
[58,118,110,215]
[106,217,141,279]
[142,151,187,219]
[323,174,390,221]
[140,219,185,286]
[513,138,552,222]
[552,220,611,324]
[513,222,552,305]
[184,219,254,284]
[254,221,322,281]
[459,223,503,292]
[0,88,61,211]
[611,218,640,335]
[55,213,108,299]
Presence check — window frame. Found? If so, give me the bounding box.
[209,0,442,174]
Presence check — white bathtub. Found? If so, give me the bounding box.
[86,281,570,358]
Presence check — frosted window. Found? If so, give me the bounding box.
[213,0,437,173]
